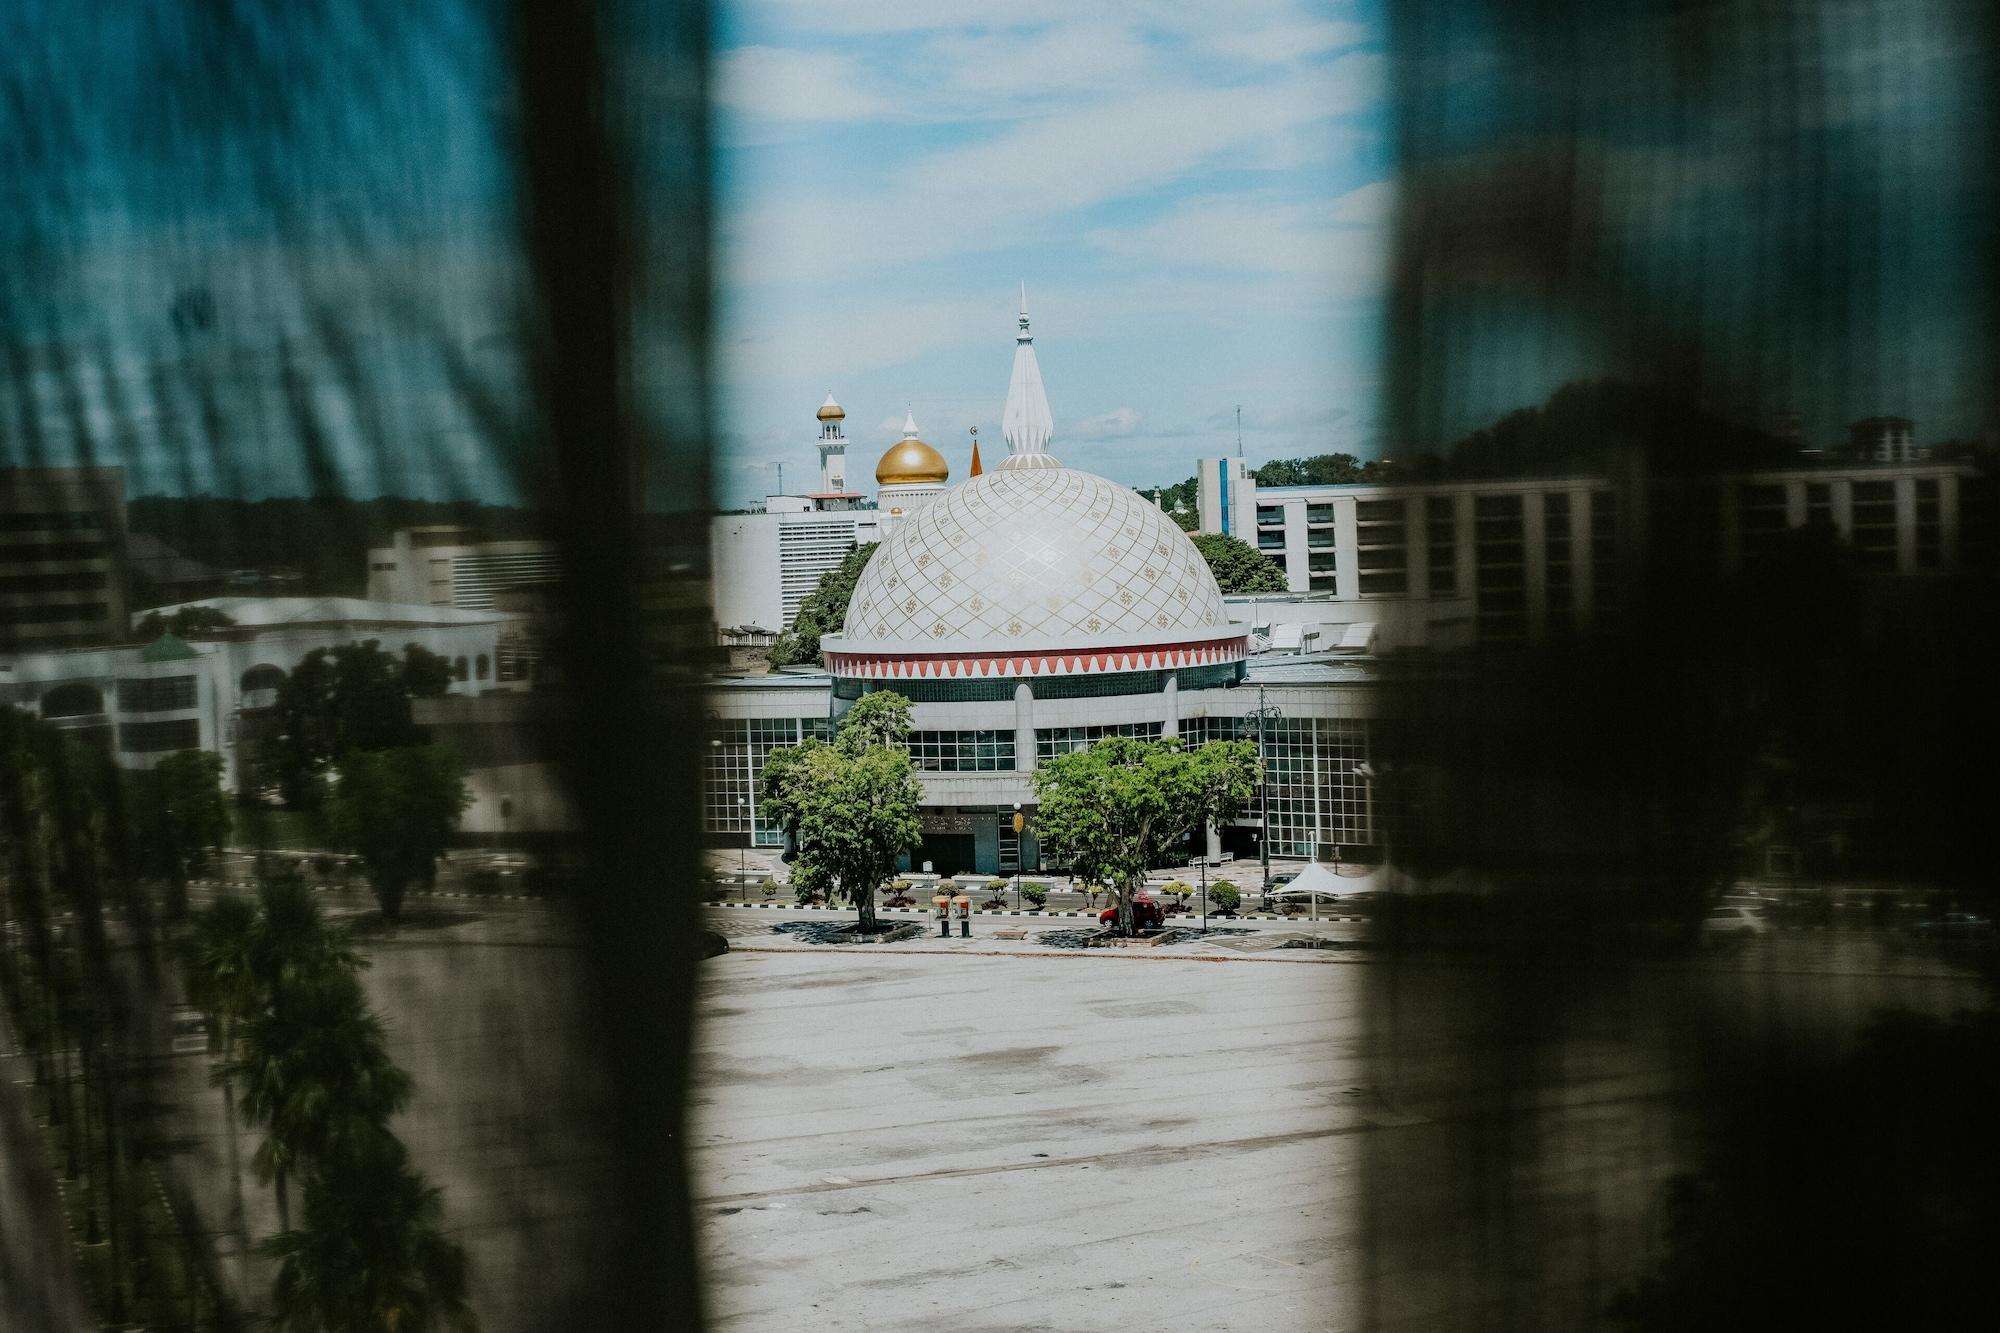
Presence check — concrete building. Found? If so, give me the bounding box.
[706,299,1385,875]
[1849,416,1920,463]
[709,508,885,631]
[365,527,557,680]
[1,596,504,790]
[1198,457,1980,646]
[0,466,129,651]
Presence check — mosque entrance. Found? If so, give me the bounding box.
[918,833,976,879]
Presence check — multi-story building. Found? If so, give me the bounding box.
[705,301,1388,875]
[0,466,129,651]
[366,526,559,681]
[1,596,503,789]
[1848,416,1920,463]
[1198,457,1982,646]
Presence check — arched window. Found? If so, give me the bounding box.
[454,656,469,681]
[241,664,286,694]
[475,653,490,681]
[40,682,104,718]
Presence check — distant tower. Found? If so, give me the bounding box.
[816,393,849,493]
[969,426,984,477]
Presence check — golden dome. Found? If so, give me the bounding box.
[816,395,845,421]
[875,437,949,486]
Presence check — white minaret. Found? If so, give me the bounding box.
[815,392,848,493]
[1001,283,1056,468]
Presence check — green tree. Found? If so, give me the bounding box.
[262,641,453,808]
[766,542,877,668]
[1253,454,1372,486]
[128,750,230,917]
[264,1134,476,1332]
[759,692,923,932]
[1189,533,1288,594]
[1031,737,1259,935]
[323,746,470,921]
[227,969,414,1231]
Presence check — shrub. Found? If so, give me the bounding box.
[794,883,822,906]
[761,882,779,900]
[1210,884,1241,915]
[891,879,912,893]
[1164,880,1194,904]
[1022,883,1049,909]
[987,879,1007,893]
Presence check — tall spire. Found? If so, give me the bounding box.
[1001,283,1055,464]
[969,426,983,477]
[902,405,920,439]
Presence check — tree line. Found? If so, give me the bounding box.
[757,691,1259,937]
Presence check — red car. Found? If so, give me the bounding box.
[1098,895,1166,929]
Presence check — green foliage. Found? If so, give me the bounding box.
[1444,379,1794,480]
[758,693,923,931]
[1210,884,1241,913]
[767,542,878,667]
[1252,454,1377,486]
[1189,532,1287,594]
[262,640,454,808]
[1163,880,1194,903]
[127,749,230,911]
[263,1134,476,1333]
[134,604,237,638]
[1021,883,1050,908]
[835,689,913,753]
[322,746,470,921]
[1031,737,1259,934]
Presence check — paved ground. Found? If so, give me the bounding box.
[691,921,1990,1332]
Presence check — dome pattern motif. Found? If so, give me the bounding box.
[839,464,1232,650]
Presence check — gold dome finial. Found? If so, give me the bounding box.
[876,408,949,485]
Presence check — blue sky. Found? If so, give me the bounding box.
[711,1,1394,507]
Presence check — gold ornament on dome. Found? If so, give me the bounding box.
[938,572,953,589]
[1119,590,1134,606]
[1087,616,1103,632]
[1143,567,1157,581]
[970,595,984,612]
[1007,620,1023,635]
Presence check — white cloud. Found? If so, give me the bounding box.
[1084,185,1392,296]
[716,46,893,123]
[1069,406,1144,439]
[1214,19,1372,64]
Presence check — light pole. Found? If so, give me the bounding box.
[1012,804,1025,911]
[1247,686,1283,891]
[737,797,748,896]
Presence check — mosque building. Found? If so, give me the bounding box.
[705,293,1382,877]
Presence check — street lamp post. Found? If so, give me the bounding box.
[1248,685,1283,891]
[1012,804,1025,911]
[737,797,748,897]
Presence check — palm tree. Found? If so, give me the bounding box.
[225,970,412,1232]
[264,1134,478,1331]
[183,894,262,1275]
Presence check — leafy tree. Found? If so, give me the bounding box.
[1189,533,1288,594]
[227,969,414,1231]
[766,542,877,668]
[264,1134,476,1332]
[127,750,230,916]
[134,605,237,638]
[759,692,923,932]
[1022,882,1049,909]
[323,746,470,921]
[1031,737,1259,935]
[1253,453,1373,486]
[262,641,453,808]
[1443,379,1795,480]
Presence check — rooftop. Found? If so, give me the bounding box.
[147,595,507,629]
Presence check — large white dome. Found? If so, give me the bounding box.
[824,462,1241,674]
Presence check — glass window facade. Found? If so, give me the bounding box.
[119,718,200,753]
[116,675,197,713]
[704,717,832,846]
[910,730,1015,771]
[1035,721,1162,761]
[1182,715,1376,857]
